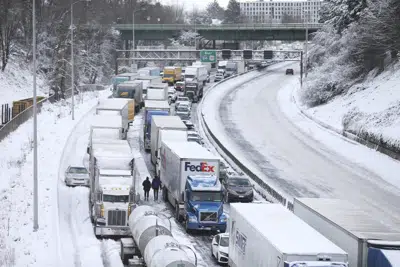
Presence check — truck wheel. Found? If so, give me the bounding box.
[175,204,182,222]
[185,220,191,234]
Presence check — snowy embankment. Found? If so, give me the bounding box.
[298,63,400,159]
[0,60,48,106]
[0,90,110,267]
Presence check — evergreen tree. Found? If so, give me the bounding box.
[223,0,243,24]
[319,0,367,34]
[206,0,225,21]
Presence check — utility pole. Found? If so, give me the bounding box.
[304,10,309,78]
[32,0,39,232]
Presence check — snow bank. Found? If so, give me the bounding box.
[299,63,400,155]
[0,90,110,267]
[0,60,48,106]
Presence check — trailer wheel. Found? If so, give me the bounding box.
[175,204,182,222]
[162,187,168,202]
[185,220,192,234]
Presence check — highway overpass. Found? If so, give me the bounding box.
[114,23,322,42]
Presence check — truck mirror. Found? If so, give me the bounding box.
[86,147,90,154]
[181,192,185,201]
[155,151,158,157]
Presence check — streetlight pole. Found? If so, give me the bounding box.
[71,0,75,120]
[304,9,309,78]
[32,0,39,232]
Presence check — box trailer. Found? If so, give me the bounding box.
[143,100,171,151]
[90,114,127,139]
[155,129,188,177]
[137,67,160,77]
[114,81,143,112]
[96,98,135,123]
[293,198,400,267]
[150,116,187,165]
[147,83,168,100]
[160,140,226,233]
[228,203,348,267]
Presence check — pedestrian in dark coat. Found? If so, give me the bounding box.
[152,176,161,201]
[142,177,151,201]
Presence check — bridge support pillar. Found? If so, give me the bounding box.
[213,40,216,49]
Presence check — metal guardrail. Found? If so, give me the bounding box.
[114,23,323,31]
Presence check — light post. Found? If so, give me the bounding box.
[32,0,38,232]
[70,0,90,120]
[303,9,309,78]
[132,5,147,72]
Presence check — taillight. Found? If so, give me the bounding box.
[100,204,104,217]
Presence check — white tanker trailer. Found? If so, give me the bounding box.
[120,205,198,267]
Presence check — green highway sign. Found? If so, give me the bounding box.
[200,50,217,63]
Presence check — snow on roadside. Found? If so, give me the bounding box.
[0,60,48,107]
[0,89,110,267]
[278,68,400,190]
[299,63,400,151]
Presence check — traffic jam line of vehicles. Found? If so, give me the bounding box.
[64,61,400,267]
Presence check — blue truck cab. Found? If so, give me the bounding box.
[183,175,227,233]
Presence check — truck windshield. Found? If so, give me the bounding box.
[185,74,195,79]
[115,89,134,98]
[164,74,174,77]
[218,66,226,70]
[103,194,129,203]
[177,106,189,112]
[191,192,222,202]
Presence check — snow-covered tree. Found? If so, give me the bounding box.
[206,0,225,21]
[186,7,212,25]
[319,0,367,34]
[223,0,243,24]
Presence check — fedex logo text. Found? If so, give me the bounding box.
[184,162,215,172]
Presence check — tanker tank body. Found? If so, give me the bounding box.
[144,235,196,267]
[120,205,172,266]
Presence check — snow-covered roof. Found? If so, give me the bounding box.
[91,115,122,129]
[295,198,400,239]
[187,175,222,191]
[144,100,170,109]
[91,128,121,140]
[99,176,131,192]
[164,66,175,70]
[160,129,188,143]
[92,142,132,157]
[148,83,168,89]
[231,203,347,255]
[99,169,132,177]
[152,116,186,129]
[163,140,220,160]
[134,76,160,81]
[97,98,129,110]
[91,139,127,146]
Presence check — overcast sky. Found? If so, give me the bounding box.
[159,0,230,10]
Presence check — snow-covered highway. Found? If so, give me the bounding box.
[202,62,400,229]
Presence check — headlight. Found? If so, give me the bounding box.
[220,252,228,257]
[188,216,197,223]
[220,215,227,223]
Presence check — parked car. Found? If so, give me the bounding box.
[65,166,90,187]
[168,87,177,103]
[182,120,195,130]
[174,81,185,91]
[285,68,294,75]
[211,233,229,264]
[222,175,254,203]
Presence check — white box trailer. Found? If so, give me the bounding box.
[96,98,135,123]
[147,83,168,100]
[293,198,400,267]
[91,114,127,139]
[155,129,188,177]
[228,203,349,267]
[150,116,187,165]
[143,100,171,151]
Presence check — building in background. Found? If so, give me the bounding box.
[239,0,323,23]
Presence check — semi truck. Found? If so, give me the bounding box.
[131,76,162,100]
[138,67,161,77]
[155,129,188,177]
[162,66,182,85]
[146,83,168,101]
[120,205,197,267]
[114,81,143,112]
[184,80,203,103]
[293,198,400,267]
[111,73,139,90]
[193,61,211,74]
[89,114,127,146]
[96,98,135,124]
[184,66,208,85]
[228,203,349,267]
[225,61,245,77]
[160,140,227,233]
[88,141,135,237]
[143,100,170,151]
[150,116,187,165]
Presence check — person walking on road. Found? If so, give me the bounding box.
[142,177,151,201]
[152,176,161,201]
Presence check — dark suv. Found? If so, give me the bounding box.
[222,176,254,203]
[285,68,294,75]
